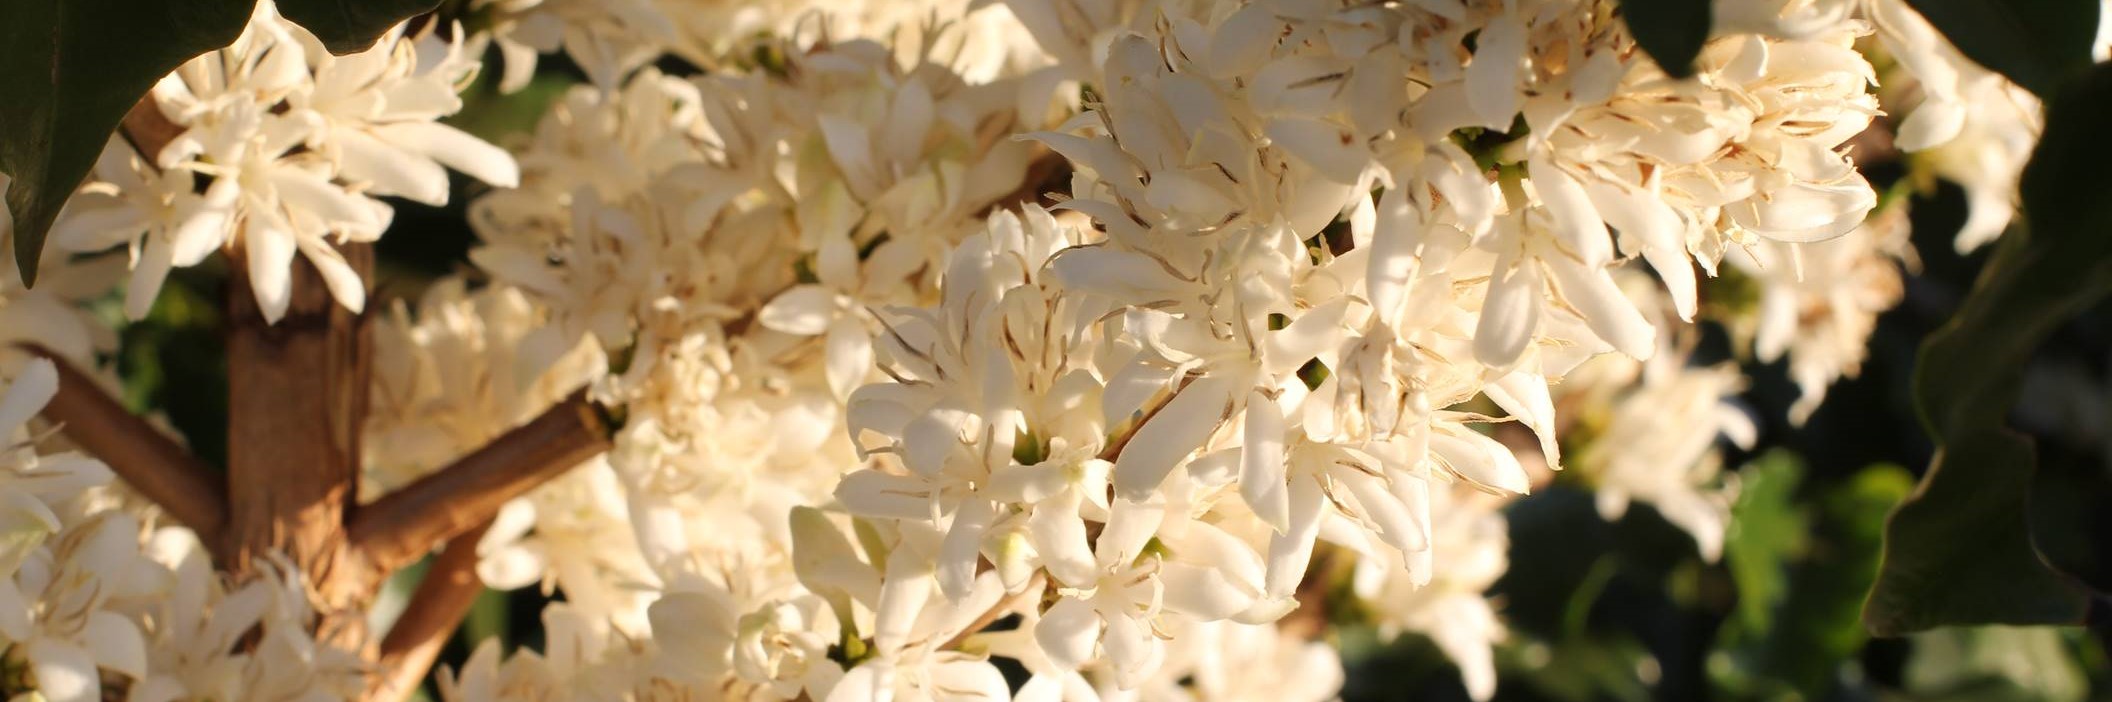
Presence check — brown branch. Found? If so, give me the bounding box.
[349,391,611,572]
[367,521,493,702]
[118,95,183,170]
[225,246,376,647]
[22,345,227,542]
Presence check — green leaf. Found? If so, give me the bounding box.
[277,0,443,54]
[1723,451,1810,635]
[1716,463,1912,699]
[1905,627,2088,702]
[1863,63,2112,637]
[0,0,254,284]
[1903,0,2101,98]
[1618,0,1712,79]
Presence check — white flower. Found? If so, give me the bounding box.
[1573,357,1756,561]
[1726,204,1913,423]
[1353,487,1511,702]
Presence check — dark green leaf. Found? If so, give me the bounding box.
[0,0,254,284]
[1619,0,1712,79]
[1868,432,2093,636]
[1904,0,2099,98]
[277,0,443,54]
[1864,63,2112,637]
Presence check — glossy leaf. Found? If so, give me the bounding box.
[1864,63,2112,637]
[278,0,443,54]
[1904,0,2100,98]
[1619,0,1711,79]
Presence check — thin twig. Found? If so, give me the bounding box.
[366,521,494,702]
[21,345,227,541]
[348,391,611,572]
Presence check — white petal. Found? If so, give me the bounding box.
[1266,474,1327,599]
[1430,429,1530,495]
[473,545,545,591]
[927,658,1011,702]
[1465,13,1528,126]
[372,122,520,188]
[1544,258,1656,360]
[1642,242,1698,321]
[83,611,147,679]
[0,579,30,642]
[758,285,838,336]
[903,406,974,477]
[1528,153,1612,266]
[985,462,1072,505]
[789,507,881,604]
[27,638,99,702]
[1239,390,1290,532]
[0,358,59,437]
[881,81,935,167]
[1366,188,1423,325]
[1113,375,1237,501]
[1159,562,1256,621]
[1033,596,1100,672]
[647,590,738,663]
[825,318,875,401]
[1263,298,1351,377]
[1096,497,1165,570]
[1426,143,1495,237]
[1896,99,1966,151]
[1473,253,1539,368]
[244,225,298,324]
[1028,491,1095,587]
[1339,468,1428,555]
[1101,611,1162,689]
[335,129,449,204]
[1265,117,1368,184]
[297,239,367,314]
[1486,371,1561,470]
[873,546,932,653]
[938,498,995,601]
[1583,180,1682,255]
[1426,596,1500,701]
[125,235,175,321]
[825,662,892,702]
[819,115,879,197]
[269,168,379,232]
[1728,177,1876,243]
[835,470,935,521]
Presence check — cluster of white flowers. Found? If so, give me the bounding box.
[1860,0,2112,251]
[0,363,364,702]
[468,0,1038,91]
[392,0,1921,698]
[21,0,2079,698]
[52,0,518,322]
